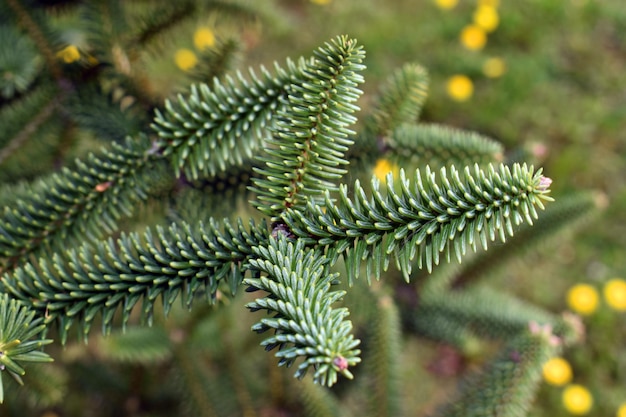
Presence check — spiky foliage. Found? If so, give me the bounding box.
[0,3,590,414]
[251,35,366,218]
[1,217,268,342]
[431,324,561,417]
[0,83,59,170]
[447,192,601,289]
[188,37,242,84]
[367,293,401,417]
[0,294,53,403]
[0,136,165,272]
[0,24,41,99]
[369,62,429,139]
[412,286,575,349]
[151,58,310,179]
[346,63,430,179]
[388,123,504,170]
[96,326,172,364]
[245,236,361,387]
[414,191,601,300]
[284,163,553,281]
[298,378,344,417]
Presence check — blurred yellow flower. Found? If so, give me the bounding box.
[175,49,198,71]
[567,283,599,315]
[56,45,80,63]
[604,278,626,311]
[562,384,593,415]
[473,5,500,32]
[617,402,626,417]
[434,0,458,10]
[446,75,473,102]
[542,357,572,386]
[482,57,506,78]
[460,25,487,51]
[194,27,216,50]
[310,0,331,4]
[86,54,99,66]
[478,0,500,7]
[373,159,399,181]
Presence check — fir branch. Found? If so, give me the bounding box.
[0,94,59,166]
[0,24,41,99]
[0,293,53,404]
[0,83,59,165]
[412,286,563,346]
[0,218,269,342]
[170,161,259,224]
[416,192,601,297]
[7,361,68,408]
[0,135,161,272]
[389,123,504,170]
[345,63,429,177]
[132,1,195,47]
[370,62,429,139]
[449,191,601,289]
[367,294,401,417]
[171,343,221,417]
[151,55,311,179]
[96,326,172,364]
[431,324,561,417]
[66,84,147,142]
[79,0,127,58]
[245,236,361,387]
[5,0,63,80]
[188,37,242,85]
[283,163,553,281]
[251,35,366,219]
[298,378,345,417]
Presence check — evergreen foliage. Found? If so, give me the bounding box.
[0,1,599,415]
[283,162,552,281]
[431,323,561,417]
[245,236,360,387]
[0,294,53,403]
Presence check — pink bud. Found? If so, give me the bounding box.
[538,176,552,191]
[333,355,349,371]
[94,181,113,192]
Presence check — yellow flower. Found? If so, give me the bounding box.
[446,75,473,102]
[567,284,599,315]
[473,5,500,32]
[617,402,626,417]
[604,278,626,311]
[542,357,573,386]
[86,54,99,66]
[194,27,216,51]
[56,45,80,63]
[562,384,593,415]
[310,0,331,4]
[434,0,458,10]
[174,49,198,71]
[482,57,506,78]
[478,0,500,7]
[460,25,487,51]
[373,159,399,181]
